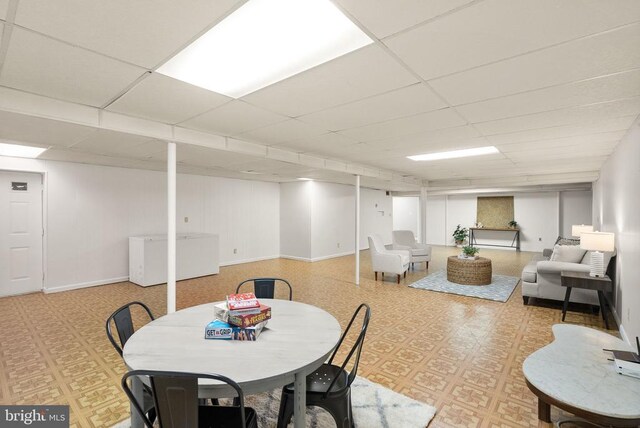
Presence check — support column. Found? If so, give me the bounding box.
[419,186,428,244]
[355,175,360,286]
[167,142,177,314]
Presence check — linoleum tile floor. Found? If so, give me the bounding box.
[0,246,615,427]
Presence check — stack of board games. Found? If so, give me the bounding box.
[205,292,271,341]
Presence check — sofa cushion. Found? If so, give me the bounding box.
[550,245,587,263]
[537,260,590,274]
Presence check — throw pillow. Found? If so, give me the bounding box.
[550,245,587,263]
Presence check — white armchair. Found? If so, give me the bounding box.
[392,230,432,270]
[368,234,410,283]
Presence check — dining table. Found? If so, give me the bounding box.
[123,299,342,428]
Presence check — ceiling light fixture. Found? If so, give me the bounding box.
[297,177,313,181]
[408,146,500,161]
[157,0,373,98]
[0,142,48,158]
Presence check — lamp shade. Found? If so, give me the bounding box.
[580,232,615,252]
[571,224,593,237]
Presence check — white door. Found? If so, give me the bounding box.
[0,171,43,297]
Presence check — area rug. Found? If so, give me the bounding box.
[112,376,436,428]
[409,270,519,302]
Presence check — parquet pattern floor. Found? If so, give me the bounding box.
[0,246,615,427]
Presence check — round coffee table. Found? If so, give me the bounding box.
[447,256,492,285]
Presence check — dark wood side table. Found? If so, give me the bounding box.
[560,271,612,329]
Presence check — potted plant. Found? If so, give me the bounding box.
[452,224,468,246]
[461,245,479,259]
[508,220,518,229]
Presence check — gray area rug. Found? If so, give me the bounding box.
[409,270,520,302]
[112,376,436,428]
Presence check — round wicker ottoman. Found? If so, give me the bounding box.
[447,256,492,285]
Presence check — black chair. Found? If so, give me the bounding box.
[277,303,371,428]
[106,302,156,423]
[236,278,292,300]
[122,370,258,428]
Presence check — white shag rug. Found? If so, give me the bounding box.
[113,376,436,428]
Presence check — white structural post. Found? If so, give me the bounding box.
[419,186,428,244]
[355,175,360,285]
[167,142,177,314]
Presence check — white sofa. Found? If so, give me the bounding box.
[392,230,431,270]
[521,246,615,306]
[368,234,410,284]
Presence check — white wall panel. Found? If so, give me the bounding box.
[514,193,559,252]
[280,181,311,260]
[360,187,392,249]
[426,196,446,245]
[593,117,640,343]
[559,190,592,237]
[445,195,477,246]
[392,196,419,237]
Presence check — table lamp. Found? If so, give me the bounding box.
[580,231,615,277]
[571,224,593,238]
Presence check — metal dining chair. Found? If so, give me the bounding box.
[277,303,371,428]
[122,370,258,428]
[106,301,156,423]
[236,277,293,300]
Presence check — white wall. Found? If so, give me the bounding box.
[425,195,446,245]
[280,181,311,260]
[1,157,280,292]
[445,195,477,246]
[559,190,592,237]
[593,118,640,343]
[279,181,392,261]
[514,193,559,252]
[392,197,419,238]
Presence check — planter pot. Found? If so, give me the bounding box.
[459,254,478,260]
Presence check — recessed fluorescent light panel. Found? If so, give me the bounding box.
[297,177,313,181]
[408,146,499,161]
[0,142,48,158]
[157,0,373,98]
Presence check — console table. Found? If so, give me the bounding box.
[469,227,520,251]
[523,324,640,426]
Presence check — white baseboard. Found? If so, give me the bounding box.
[280,251,356,263]
[619,324,631,346]
[219,255,279,267]
[280,254,312,262]
[44,276,129,294]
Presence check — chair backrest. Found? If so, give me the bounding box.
[326,303,371,396]
[122,370,249,428]
[392,230,416,248]
[105,301,154,357]
[367,234,386,254]
[236,278,292,300]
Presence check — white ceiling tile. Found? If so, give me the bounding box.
[456,70,640,124]
[385,0,640,80]
[476,97,640,136]
[0,110,95,147]
[430,23,640,106]
[0,28,145,107]
[0,0,9,20]
[107,73,231,124]
[177,145,260,168]
[497,132,624,153]
[38,148,150,168]
[335,0,473,38]
[243,44,418,117]
[485,116,636,145]
[180,100,287,136]
[239,119,327,146]
[273,131,358,151]
[365,125,481,150]
[298,83,445,131]
[339,108,466,141]
[14,0,244,68]
[69,129,165,159]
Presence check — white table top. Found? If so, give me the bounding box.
[123,299,342,396]
[523,324,640,420]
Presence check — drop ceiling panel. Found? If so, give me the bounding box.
[239,119,327,146]
[176,145,261,168]
[430,23,640,106]
[365,125,481,150]
[0,110,95,147]
[497,132,624,153]
[456,69,640,124]
[385,0,640,81]
[0,0,8,20]
[243,44,418,117]
[180,100,287,136]
[0,28,145,107]
[275,131,359,153]
[38,148,150,169]
[334,0,473,39]
[69,129,166,159]
[14,0,244,68]
[476,97,640,136]
[485,116,636,145]
[107,73,231,124]
[339,108,466,142]
[298,83,445,131]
